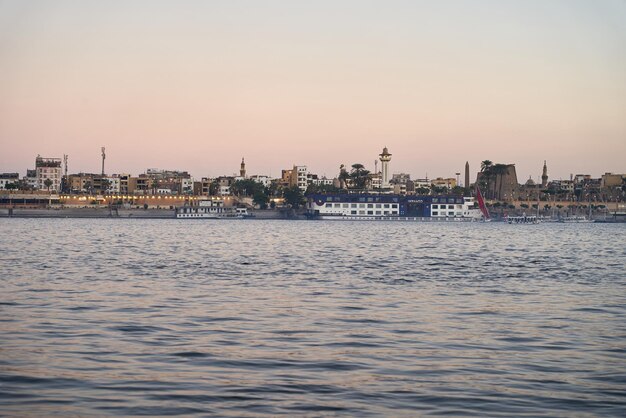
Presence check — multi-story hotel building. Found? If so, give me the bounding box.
[35,156,62,191]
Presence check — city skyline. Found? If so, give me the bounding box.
[3,146,622,185]
[1,1,625,181]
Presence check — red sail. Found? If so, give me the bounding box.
[475,185,490,220]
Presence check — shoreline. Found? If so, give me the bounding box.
[1,208,624,222]
[0,208,303,220]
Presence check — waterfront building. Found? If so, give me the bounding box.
[200,177,214,196]
[294,165,308,191]
[413,178,430,191]
[0,173,19,189]
[369,172,382,190]
[135,175,151,194]
[35,156,62,191]
[280,165,309,192]
[66,173,114,194]
[379,147,392,188]
[574,174,591,184]
[249,175,273,188]
[180,178,194,195]
[24,170,37,190]
[431,177,457,189]
[393,183,407,195]
[601,173,625,188]
[133,169,193,195]
[391,173,411,185]
[216,176,234,196]
[307,174,333,187]
[105,175,121,194]
[118,174,136,195]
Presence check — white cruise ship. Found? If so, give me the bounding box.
[306,194,481,221]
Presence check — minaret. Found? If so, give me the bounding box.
[541,160,548,187]
[240,158,246,178]
[101,147,106,176]
[379,146,392,188]
[465,161,470,190]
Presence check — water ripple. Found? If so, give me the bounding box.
[0,219,625,416]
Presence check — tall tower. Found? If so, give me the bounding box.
[541,160,548,187]
[101,147,106,176]
[379,147,392,188]
[240,158,246,178]
[465,161,470,190]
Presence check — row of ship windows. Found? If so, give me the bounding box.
[432,204,463,209]
[325,196,400,203]
[351,210,394,215]
[432,211,463,216]
[326,203,398,209]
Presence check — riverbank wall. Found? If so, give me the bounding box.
[0,208,306,219]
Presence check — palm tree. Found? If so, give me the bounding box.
[478,160,493,198]
[491,164,509,200]
[350,163,370,189]
[283,185,304,208]
[43,178,53,208]
[43,178,53,192]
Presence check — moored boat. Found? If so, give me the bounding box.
[558,216,594,223]
[306,193,482,221]
[504,215,539,224]
[176,199,249,219]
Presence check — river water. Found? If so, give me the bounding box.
[1,219,625,416]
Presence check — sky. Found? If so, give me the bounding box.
[1,0,625,183]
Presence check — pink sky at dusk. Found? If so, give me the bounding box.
[1,0,625,182]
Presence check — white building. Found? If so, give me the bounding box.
[218,185,231,196]
[295,165,308,191]
[370,172,382,189]
[35,156,62,191]
[308,174,333,187]
[0,173,19,189]
[250,175,273,188]
[105,176,121,194]
[413,179,431,192]
[181,178,194,194]
[24,170,38,189]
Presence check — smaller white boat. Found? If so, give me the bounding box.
[504,215,539,224]
[559,216,594,223]
[176,199,249,219]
